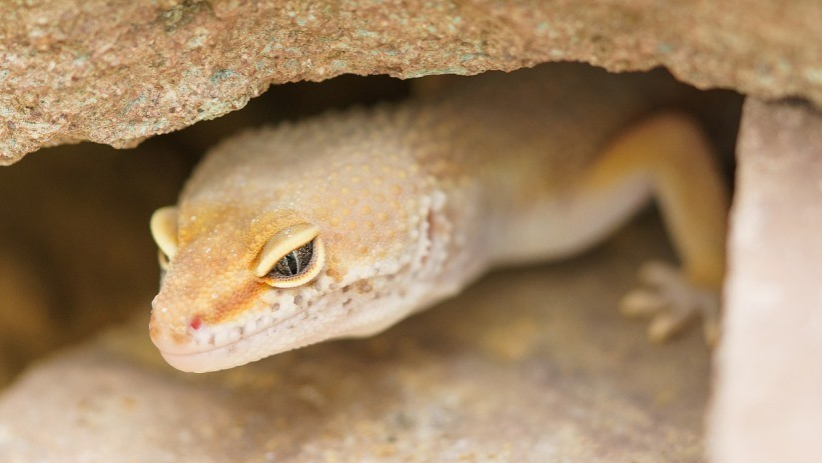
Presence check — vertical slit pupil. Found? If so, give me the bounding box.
[271,241,314,278]
[286,252,299,274]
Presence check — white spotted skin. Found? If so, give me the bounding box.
[150,64,691,372]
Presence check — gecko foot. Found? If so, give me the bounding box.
[620,261,720,346]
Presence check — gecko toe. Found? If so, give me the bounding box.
[622,260,720,345]
[619,289,668,317]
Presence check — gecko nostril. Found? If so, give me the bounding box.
[189,315,203,330]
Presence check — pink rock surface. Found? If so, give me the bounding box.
[709,99,822,463]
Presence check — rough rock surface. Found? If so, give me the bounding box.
[708,100,822,463]
[0,216,711,463]
[1,0,819,164]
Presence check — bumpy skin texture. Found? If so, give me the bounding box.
[150,64,726,372]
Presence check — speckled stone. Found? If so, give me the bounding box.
[0,215,711,463]
[0,0,819,164]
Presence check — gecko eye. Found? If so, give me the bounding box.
[150,206,179,270]
[256,223,325,288]
[271,241,314,278]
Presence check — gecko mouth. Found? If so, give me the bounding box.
[156,326,316,373]
[152,277,392,372]
[151,293,342,372]
[154,313,329,373]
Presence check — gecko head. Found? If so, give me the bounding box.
[148,179,439,373]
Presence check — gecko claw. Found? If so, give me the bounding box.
[620,260,721,345]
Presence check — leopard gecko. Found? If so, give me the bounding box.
[149,63,728,372]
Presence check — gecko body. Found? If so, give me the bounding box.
[150,64,728,372]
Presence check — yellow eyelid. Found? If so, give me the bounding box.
[151,206,179,261]
[255,223,322,279]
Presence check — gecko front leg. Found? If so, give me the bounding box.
[580,112,729,344]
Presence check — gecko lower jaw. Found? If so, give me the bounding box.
[151,301,332,372]
[154,320,310,373]
[151,277,392,372]
[157,329,285,373]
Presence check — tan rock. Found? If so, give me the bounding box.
[1,0,819,164]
